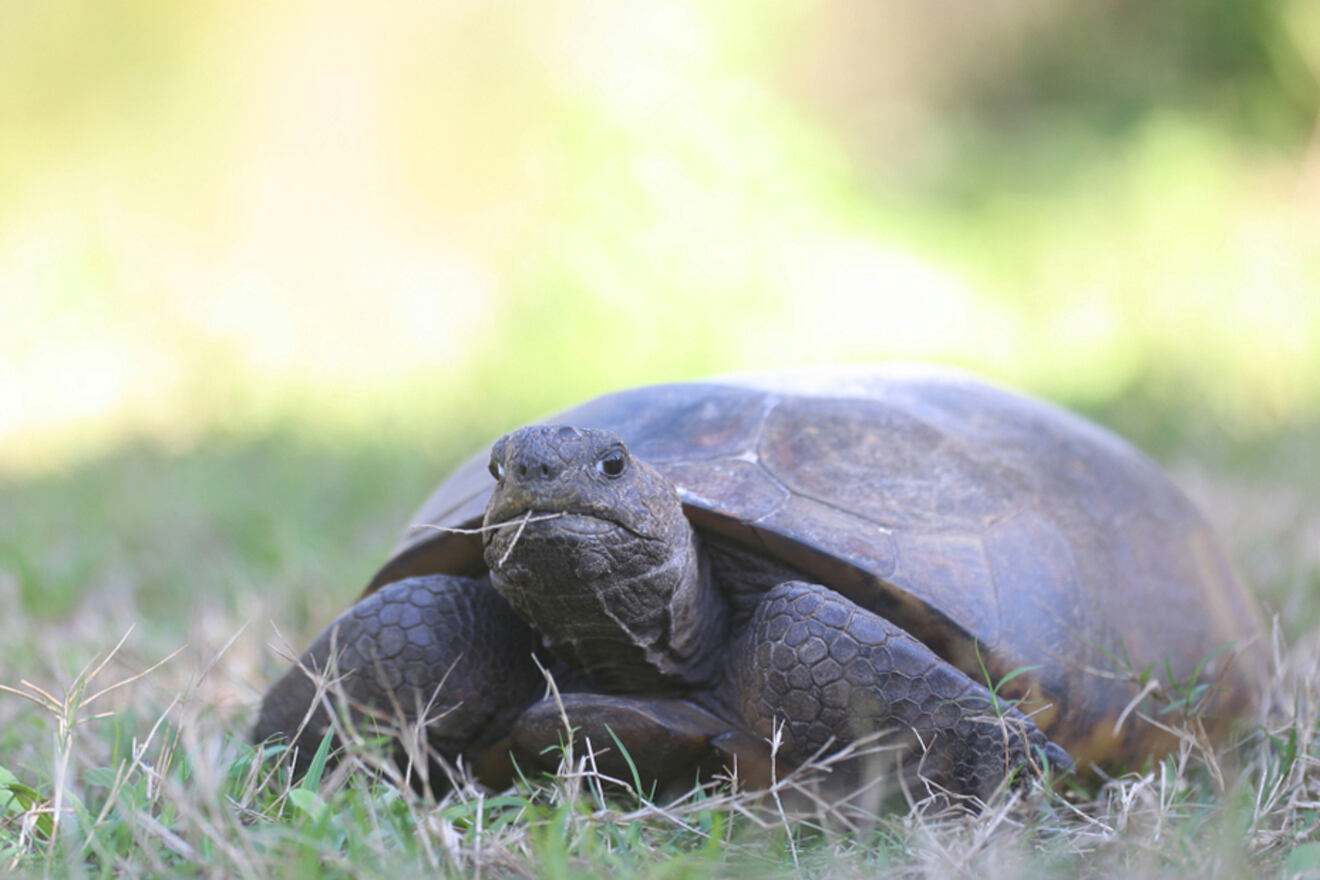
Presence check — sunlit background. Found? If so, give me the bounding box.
[4,0,1317,476]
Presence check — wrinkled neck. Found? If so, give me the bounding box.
[490,526,728,692]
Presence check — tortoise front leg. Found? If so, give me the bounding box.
[726,581,1071,800]
[253,574,544,779]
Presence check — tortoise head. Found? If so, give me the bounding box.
[483,425,726,690]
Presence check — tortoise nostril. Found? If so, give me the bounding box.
[540,464,550,477]
[518,464,528,478]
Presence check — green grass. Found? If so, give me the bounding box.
[1,409,1318,878]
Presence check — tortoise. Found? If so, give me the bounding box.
[253,365,1267,800]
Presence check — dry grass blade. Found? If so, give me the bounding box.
[1113,678,1163,737]
[82,644,187,709]
[0,680,64,714]
[406,512,566,569]
[499,511,555,568]
[408,513,566,539]
[763,719,832,871]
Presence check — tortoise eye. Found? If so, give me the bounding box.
[596,448,627,479]
[488,459,504,481]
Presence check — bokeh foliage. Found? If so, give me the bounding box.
[2,0,1316,474]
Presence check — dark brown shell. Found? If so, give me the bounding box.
[364,365,1267,769]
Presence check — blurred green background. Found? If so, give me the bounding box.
[2,0,1319,682]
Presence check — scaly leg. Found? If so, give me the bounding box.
[253,574,543,778]
[727,581,1071,800]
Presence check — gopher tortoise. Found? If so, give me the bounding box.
[254,366,1266,800]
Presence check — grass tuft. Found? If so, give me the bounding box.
[4,633,1319,879]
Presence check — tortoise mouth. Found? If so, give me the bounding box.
[481,505,660,583]
[484,490,659,541]
[486,509,621,537]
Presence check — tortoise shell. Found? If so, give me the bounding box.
[363,365,1267,771]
